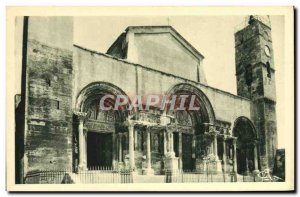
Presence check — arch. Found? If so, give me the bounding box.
[75,82,132,123]
[75,81,131,112]
[166,83,215,126]
[232,116,258,174]
[233,116,257,141]
[74,82,131,169]
[165,83,216,171]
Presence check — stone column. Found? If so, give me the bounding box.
[167,132,171,152]
[208,124,214,154]
[232,138,238,181]
[223,137,227,173]
[112,132,117,169]
[178,132,183,170]
[134,129,138,150]
[75,111,87,171]
[253,141,259,175]
[163,131,167,155]
[229,144,233,159]
[210,140,214,154]
[128,125,135,170]
[146,128,154,174]
[192,134,196,159]
[170,131,174,153]
[245,148,250,175]
[164,128,177,173]
[118,134,122,162]
[213,133,222,172]
[213,134,219,160]
[84,127,88,168]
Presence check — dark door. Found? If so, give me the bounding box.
[237,148,255,174]
[87,132,113,168]
[182,134,193,171]
[173,132,179,157]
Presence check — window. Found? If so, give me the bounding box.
[42,74,51,87]
[51,99,60,110]
[266,62,271,78]
[56,101,60,110]
[45,78,51,86]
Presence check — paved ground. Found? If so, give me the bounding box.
[133,175,165,183]
[68,172,256,183]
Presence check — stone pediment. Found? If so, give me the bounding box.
[127,26,204,60]
[107,26,204,61]
[106,26,206,83]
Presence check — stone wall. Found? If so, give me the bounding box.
[134,33,200,82]
[74,45,251,126]
[235,19,277,170]
[23,17,74,175]
[106,26,207,84]
[24,39,73,173]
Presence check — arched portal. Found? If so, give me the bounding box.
[233,117,259,174]
[74,82,130,170]
[166,83,215,171]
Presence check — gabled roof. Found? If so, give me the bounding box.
[107,26,204,60]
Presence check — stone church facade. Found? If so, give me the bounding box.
[15,16,278,182]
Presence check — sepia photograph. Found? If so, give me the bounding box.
[6,6,294,192]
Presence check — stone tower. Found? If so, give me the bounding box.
[234,16,277,170]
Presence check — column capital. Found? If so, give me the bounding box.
[145,125,153,130]
[206,129,219,136]
[83,127,88,135]
[232,137,238,144]
[74,111,87,120]
[166,128,173,134]
[205,124,221,136]
[224,127,232,135]
[222,134,228,140]
[125,114,136,127]
[146,127,152,133]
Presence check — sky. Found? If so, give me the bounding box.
[74,16,284,96]
[15,15,285,148]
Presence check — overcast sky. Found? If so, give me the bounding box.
[74,16,284,95]
[15,15,285,147]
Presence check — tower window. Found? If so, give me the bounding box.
[51,100,60,110]
[56,101,60,110]
[45,78,51,86]
[266,62,271,78]
[245,65,252,86]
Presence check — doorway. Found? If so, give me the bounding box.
[87,132,113,169]
[233,117,257,174]
[182,133,193,171]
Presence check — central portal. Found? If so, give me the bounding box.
[182,133,193,171]
[87,132,113,168]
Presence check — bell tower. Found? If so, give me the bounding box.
[234,16,277,170]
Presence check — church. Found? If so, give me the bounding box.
[15,16,279,183]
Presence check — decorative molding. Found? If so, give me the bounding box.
[73,111,87,120]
